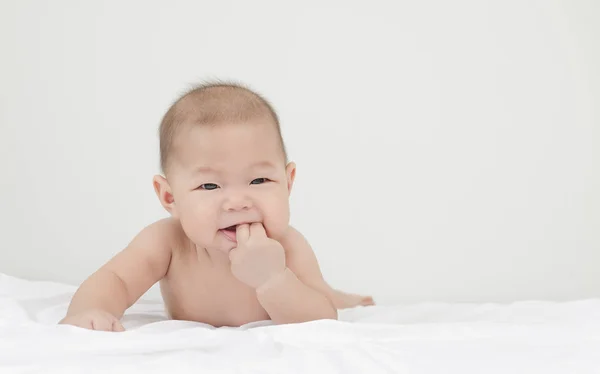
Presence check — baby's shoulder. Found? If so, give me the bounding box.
[133,217,187,251]
[283,225,303,240]
[280,225,311,252]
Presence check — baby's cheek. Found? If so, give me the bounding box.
[179,216,203,242]
[180,206,213,244]
[263,204,290,240]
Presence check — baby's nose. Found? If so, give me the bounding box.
[223,194,253,211]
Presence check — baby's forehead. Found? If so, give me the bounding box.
[176,117,280,147]
[190,158,282,172]
[173,123,285,166]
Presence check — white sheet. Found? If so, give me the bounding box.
[1,272,599,373]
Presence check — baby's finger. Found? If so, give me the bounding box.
[112,319,125,332]
[91,318,111,331]
[228,247,238,262]
[249,222,267,238]
[74,319,94,330]
[236,224,250,243]
[361,296,375,306]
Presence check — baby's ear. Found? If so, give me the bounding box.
[153,175,178,218]
[285,162,296,195]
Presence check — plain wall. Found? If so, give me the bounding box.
[0,0,598,304]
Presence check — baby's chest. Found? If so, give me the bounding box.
[160,260,269,326]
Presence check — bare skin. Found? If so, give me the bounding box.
[60,118,373,331]
[61,219,373,330]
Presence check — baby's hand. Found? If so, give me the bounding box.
[229,223,286,289]
[332,291,376,309]
[59,309,125,332]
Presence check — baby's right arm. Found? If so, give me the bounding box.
[59,218,177,331]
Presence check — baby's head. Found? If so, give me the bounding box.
[153,82,296,253]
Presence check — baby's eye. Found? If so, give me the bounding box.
[250,178,269,185]
[198,183,219,190]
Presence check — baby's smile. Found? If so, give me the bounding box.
[219,221,257,242]
[222,231,237,243]
[220,225,238,242]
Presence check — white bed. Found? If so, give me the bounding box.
[1,272,599,373]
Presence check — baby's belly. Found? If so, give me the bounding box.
[158,263,270,327]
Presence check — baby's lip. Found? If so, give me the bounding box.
[220,221,255,230]
[221,228,237,242]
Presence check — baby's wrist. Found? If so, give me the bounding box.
[256,268,294,294]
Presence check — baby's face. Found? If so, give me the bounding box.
[167,119,295,252]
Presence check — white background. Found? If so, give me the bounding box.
[0,0,598,304]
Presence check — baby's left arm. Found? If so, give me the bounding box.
[277,227,375,310]
[254,226,338,324]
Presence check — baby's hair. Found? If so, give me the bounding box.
[159,80,287,174]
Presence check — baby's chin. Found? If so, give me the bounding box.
[197,241,236,256]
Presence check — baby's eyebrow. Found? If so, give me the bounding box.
[250,161,276,169]
[194,165,217,174]
[193,161,276,174]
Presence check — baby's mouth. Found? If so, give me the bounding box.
[220,225,238,242]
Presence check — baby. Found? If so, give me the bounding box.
[60,83,373,331]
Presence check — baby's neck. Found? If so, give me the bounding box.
[197,244,231,268]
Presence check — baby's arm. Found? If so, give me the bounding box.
[60,219,175,331]
[264,227,374,315]
[254,226,339,323]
